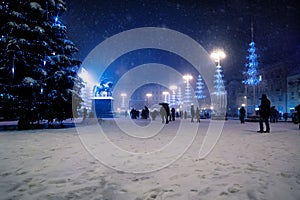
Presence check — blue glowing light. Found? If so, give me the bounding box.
[195,74,206,99]
[243,41,260,85]
[12,65,14,79]
[214,65,225,95]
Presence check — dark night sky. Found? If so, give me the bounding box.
[62,0,299,82]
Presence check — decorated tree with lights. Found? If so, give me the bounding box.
[243,23,261,115]
[0,0,83,129]
[213,65,225,95]
[243,41,260,86]
[195,74,206,100]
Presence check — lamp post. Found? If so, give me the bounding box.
[244,95,247,118]
[146,93,152,106]
[121,93,127,109]
[170,85,177,106]
[210,50,226,66]
[210,49,226,118]
[210,50,226,95]
[162,91,169,103]
[183,74,193,111]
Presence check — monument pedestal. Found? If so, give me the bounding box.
[92,97,114,118]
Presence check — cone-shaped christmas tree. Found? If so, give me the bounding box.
[243,23,260,115]
[195,74,206,99]
[0,0,83,129]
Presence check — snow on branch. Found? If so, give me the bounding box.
[30,2,42,10]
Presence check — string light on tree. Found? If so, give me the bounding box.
[195,74,206,99]
[243,22,260,115]
[243,42,260,85]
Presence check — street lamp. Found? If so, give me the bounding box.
[170,85,177,106]
[183,74,193,110]
[210,50,226,66]
[162,91,169,103]
[121,93,127,108]
[210,49,226,95]
[146,93,152,106]
[210,49,226,118]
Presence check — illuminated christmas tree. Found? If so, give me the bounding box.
[195,74,206,99]
[243,41,260,85]
[213,65,225,95]
[243,23,260,115]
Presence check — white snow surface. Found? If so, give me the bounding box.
[0,118,300,200]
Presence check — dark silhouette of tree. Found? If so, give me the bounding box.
[0,0,83,129]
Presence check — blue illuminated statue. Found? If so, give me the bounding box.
[93,80,113,97]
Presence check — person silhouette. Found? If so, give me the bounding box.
[191,105,195,123]
[239,106,246,124]
[257,94,271,133]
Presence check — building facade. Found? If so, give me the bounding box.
[258,63,288,114]
[287,73,300,112]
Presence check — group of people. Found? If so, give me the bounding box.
[239,93,300,133]
[189,105,201,123]
[130,93,300,132]
[130,108,140,119]
[129,104,202,124]
[130,107,150,119]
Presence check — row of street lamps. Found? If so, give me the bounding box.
[119,50,226,111]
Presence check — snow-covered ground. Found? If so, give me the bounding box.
[0,118,300,200]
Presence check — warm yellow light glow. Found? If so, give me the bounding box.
[183,74,193,81]
[170,85,177,90]
[210,50,226,62]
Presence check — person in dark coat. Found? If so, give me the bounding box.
[171,108,176,121]
[239,106,246,124]
[160,103,170,124]
[191,105,195,122]
[295,104,300,130]
[257,94,271,133]
[196,107,201,123]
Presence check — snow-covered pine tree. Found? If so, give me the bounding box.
[0,0,83,129]
[195,74,206,99]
